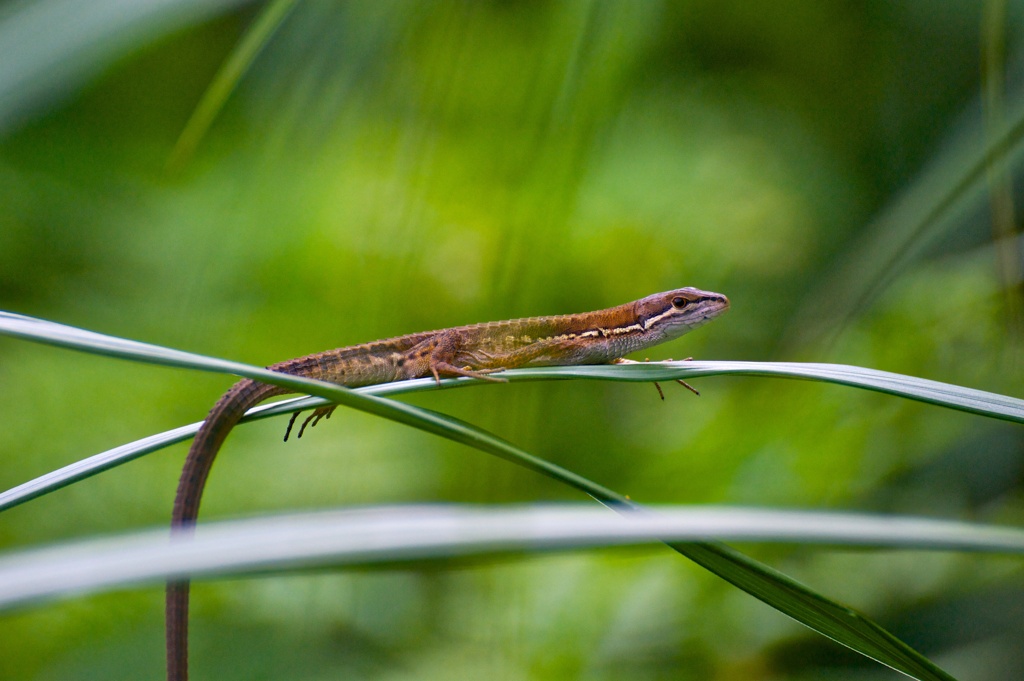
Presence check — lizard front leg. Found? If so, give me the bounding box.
[425,330,508,384]
[611,357,700,398]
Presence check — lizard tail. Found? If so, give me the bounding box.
[167,378,285,681]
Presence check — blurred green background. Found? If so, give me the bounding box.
[1,1,1022,679]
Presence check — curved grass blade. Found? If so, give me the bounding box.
[0,384,440,513]
[0,311,972,679]
[1,312,1020,514]
[0,397,315,513]
[0,504,1022,611]
[6,356,1022,512]
[2,313,1019,423]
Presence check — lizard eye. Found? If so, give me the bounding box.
[672,297,687,309]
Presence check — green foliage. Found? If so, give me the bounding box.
[1,2,1023,680]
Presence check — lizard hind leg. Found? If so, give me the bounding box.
[298,406,336,438]
[283,406,337,441]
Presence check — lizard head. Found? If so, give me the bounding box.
[634,287,730,341]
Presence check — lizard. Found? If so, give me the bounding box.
[166,286,729,681]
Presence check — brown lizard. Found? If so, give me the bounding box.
[167,287,729,680]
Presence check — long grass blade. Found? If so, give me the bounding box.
[4,356,1021,512]
[1,505,1022,611]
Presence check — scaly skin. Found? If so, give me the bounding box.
[167,287,729,681]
